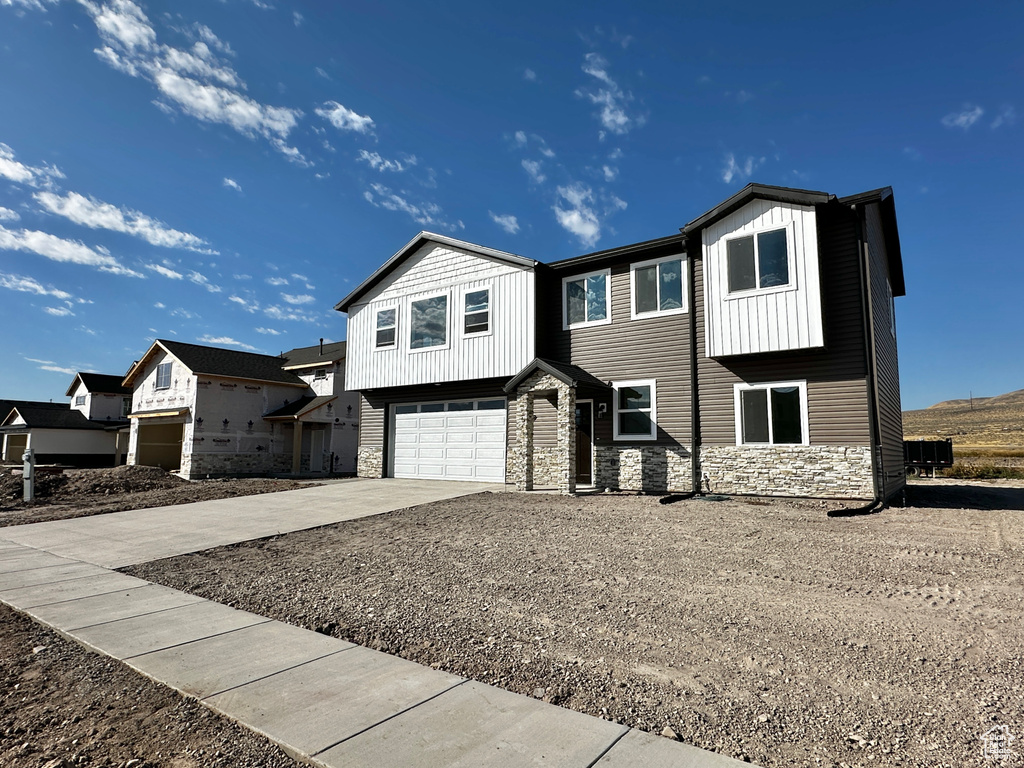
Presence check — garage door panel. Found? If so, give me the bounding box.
[391,399,506,482]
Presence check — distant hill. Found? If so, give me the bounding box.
[903,388,1024,448]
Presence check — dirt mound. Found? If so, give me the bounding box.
[0,465,186,503]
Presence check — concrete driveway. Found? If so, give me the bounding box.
[0,478,503,568]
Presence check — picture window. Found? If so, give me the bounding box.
[410,294,448,350]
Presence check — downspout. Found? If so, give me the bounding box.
[689,243,702,496]
[853,205,883,511]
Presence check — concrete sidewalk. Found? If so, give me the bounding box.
[0,480,751,767]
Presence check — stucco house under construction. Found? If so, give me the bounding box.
[123,339,358,478]
[336,183,906,502]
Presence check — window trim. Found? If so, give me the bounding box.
[374,306,398,351]
[733,380,809,447]
[155,362,172,391]
[562,269,612,330]
[408,291,451,353]
[723,222,797,299]
[630,254,688,319]
[313,368,327,380]
[612,379,658,441]
[461,285,492,339]
[74,395,86,406]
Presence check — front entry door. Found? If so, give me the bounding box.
[575,401,593,486]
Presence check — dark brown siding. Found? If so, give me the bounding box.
[697,202,871,446]
[533,393,559,448]
[865,202,906,499]
[544,258,693,451]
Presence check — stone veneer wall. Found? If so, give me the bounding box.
[699,445,874,499]
[358,446,383,478]
[508,371,575,494]
[595,445,693,493]
[181,451,291,479]
[530,447,563,488]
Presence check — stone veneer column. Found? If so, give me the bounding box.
[515,391,535,491]
[556,382,576,495]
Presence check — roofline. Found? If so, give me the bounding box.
[502,358,612,394]
[335,231,538,312]
[122,340,308,389]
[281,361,340,371]
[681,183,832,235]
[546,233,687,271]
[65,371,130,397]
[64,373,84,398]
[839,187,906,297]
[263,395,339,421]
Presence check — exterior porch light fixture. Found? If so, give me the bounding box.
[222,418,230,427]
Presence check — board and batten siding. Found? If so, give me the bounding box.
[345,243,535,391]
[696,202,871,446]
[703,200,824,358]
[865,201,906,499]
[544,256,692,448]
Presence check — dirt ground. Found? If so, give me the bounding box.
[0,605,301,768]
[0,465,320,527]
[125,482,1024,768]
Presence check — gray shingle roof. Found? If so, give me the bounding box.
[281,341,347,369]
[264,395,337,419]
[65,372,132,397]
[503,358,611,394]
[158,340,307,386]
[1,404,118,430]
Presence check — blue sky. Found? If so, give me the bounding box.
[0,0,1020,410]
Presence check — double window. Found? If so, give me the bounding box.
[726,227,791,294]
[612,379,657,440]
[631,256,686,318]
[563,269,610,329]
[734,381,808,445]
[155,362,172,390]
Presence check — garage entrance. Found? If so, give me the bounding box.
[391,399,506,482]
[3,433,27,462]
[136,422,184,471]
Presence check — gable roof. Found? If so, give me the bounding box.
[281,340,347,370]
[335,231,537,313]
[123,340,307,388]
[65,372,132,397]
[503,358,611,394]
[263,395,338,420]
[681,183,832,235]
[547,233,687,272]
[838,186,905,297]
[1,403,115,431]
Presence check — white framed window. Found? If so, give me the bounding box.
[155,362,172,390]
[74,395,86,406]
[314,368,327,380]
[375,307,397,349]
[409,292,449,351]
[463,286,491,336]
[612,379,657,441]
[563,269,611,329]
[734,381,808,446]
[631,255,687,319]
[886,278,897,338]
[725,224,795,296]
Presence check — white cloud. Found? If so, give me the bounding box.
[223,177,242,192]
[35,190,212,252]
[2,0,59,9]
[553,184,601,247]
[315,66,331,80]
[44,305,74,317]
[281,293,315,305]
[357,150,416,173]
[266,276,289,286]
[0,271,72,300]
[293,11,303,26]
[991,105,1016,129]
[40,363,78,375]
[602,165,618,181]
[941,105,984,130]
[316,101,375,134]
[154,301,166,308]
[514,130,528,146]
[0,142,64,189]
[255,326,281,335]
[187,270,221,293]
[290,272,308,281]
[233,273,252,280]
[264,304,318,322]
[0,223,141,276]
[511,131,555,158]
[521,159,546,184]
[145,263,183,279]
[488,211,520,234]
[0,206,20,222]
[363,183,462,230]
[721,153,765,184]
[228,294,258,312]
[170,307,197,319]
[197,334,257,351]
[524,68,537,82]
[577,53,642,138]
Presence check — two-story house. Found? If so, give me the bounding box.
[336,183,905,502]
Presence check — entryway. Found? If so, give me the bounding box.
[575,400,594,486]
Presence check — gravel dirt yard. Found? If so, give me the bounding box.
[0,465,321,527]
[127,482,1024,768]
[0,604,301,768]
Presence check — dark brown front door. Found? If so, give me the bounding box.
[575,401,593,485]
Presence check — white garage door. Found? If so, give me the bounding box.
[391,399,506,482]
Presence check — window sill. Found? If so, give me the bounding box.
[563,317,612,331]
[631,307,688,320]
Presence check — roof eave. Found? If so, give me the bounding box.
[681,183,832,235]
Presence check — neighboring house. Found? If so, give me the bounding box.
[1,372,131,466]
[122,339,349,478]
[280,340,359,473]
[336,183,906,502]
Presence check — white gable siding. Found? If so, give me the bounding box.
[703,200,824,357]
[346,243,535,390]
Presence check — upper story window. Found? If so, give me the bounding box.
[726,227,790,294]
[155,362,172,390]
[122,397,131,417]
[612,379,657,441]
[463,288,490,335]
[563,269,610,329]
[375,308,397,349]
[75,395,86,406]
[314,368,327,380]
[734,381,808,446]
[410,293,449,350]
[631,256,686,319]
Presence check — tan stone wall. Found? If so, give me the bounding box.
[699,445,873,499]
[508,371,575,493]
[183,451,290,479]
[358,446,383,478]
[595,445,693,492]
